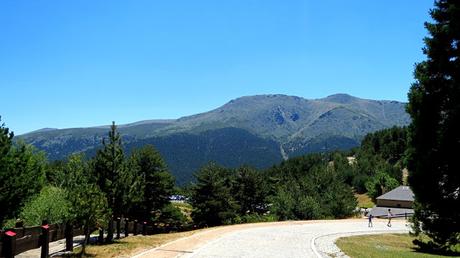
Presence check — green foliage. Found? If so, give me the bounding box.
[350,128,407,194]
[269,186,322,220]
[360,126,408,166]
[124,127,283,185]
[59,155,110,229]
[406,0,460,249]
[232,166,268,215]
[19,186,72,226]
[365,171,400,201]
[51,154,110,248]
[191,163,239,226]
[0,119,46,225]
[239,213,278,223]
[267,154,357,220]
[154,204,187,228]
[127,145,175,221]
[92,122,125,216]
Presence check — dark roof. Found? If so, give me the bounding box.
[368,206,414,218]
[376,186,414,202]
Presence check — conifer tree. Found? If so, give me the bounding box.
[128,145,174,221]
[191,163,239,226]
[407,0,460,248]
[93,121,125,242]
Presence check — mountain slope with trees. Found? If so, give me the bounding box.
[18,94,410,184]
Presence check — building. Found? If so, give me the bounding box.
[369,186,415,218]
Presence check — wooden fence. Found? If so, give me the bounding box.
[0,218,158,258]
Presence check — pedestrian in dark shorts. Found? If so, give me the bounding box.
[368,214,373,227]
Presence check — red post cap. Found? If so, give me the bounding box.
[5,230,16,237]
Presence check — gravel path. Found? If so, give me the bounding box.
[134,219,410,258]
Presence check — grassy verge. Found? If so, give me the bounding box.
[336,233,458,258]
[65,229,202,258]
[355,193,374,209]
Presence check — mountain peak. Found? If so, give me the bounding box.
[323,93,358,103]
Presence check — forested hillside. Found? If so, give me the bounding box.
[19,94,410,184]
[2,116,408,238]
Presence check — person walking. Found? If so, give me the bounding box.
[387,209,393,227]
[368,214,373,227]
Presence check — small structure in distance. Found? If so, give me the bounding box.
[369,186,414,218]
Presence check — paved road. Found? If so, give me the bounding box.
[133,219,410,258]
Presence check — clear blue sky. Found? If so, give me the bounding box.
[1,0,434,135]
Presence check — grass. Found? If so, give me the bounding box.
[336,233,459,258]
[64,229,202,258]
[172,202,193,222]
[355,193,375,209]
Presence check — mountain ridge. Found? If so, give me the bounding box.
[19,93,410,184]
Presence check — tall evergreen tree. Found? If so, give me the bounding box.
[232,166,267,215]
[128,145,175,221]
[407,0,460,248]
[191,163,239,226]
[93,121,125,242]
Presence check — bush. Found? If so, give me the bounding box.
[19,186,72,226]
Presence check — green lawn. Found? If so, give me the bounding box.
[336,234,458,258]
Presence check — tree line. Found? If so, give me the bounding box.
[1,118,407,233]
[188,127,410,226]
[0,120,182,246]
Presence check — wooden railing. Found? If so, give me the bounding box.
[0,218,158,258]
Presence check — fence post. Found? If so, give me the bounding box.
[124,218,129,237]
[98,227,104,245]
[65,221,73,251]
[41,224,50,258]
[116,217,121,239]
[106,217,114,243]
[133,220,138,236]
[142,222,147,235]
[3,230,17,258]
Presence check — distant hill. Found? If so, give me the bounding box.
[19,94,410,184]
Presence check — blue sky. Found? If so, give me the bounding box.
[1,0,434,135]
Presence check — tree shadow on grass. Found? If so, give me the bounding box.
[413,239,460,257]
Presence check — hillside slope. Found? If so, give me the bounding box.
[19,94,410,184]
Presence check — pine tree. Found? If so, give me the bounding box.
[407,0,460,248]
[93,121,125,242]
[232,166,267,215]
[191,163,239,226]
[128,145,174,221]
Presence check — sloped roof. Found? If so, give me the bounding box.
[369,206,414,218]
[376,186,414,202]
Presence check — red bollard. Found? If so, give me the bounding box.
[3,230,17,258]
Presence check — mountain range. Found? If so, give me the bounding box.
[19,94,410,184]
